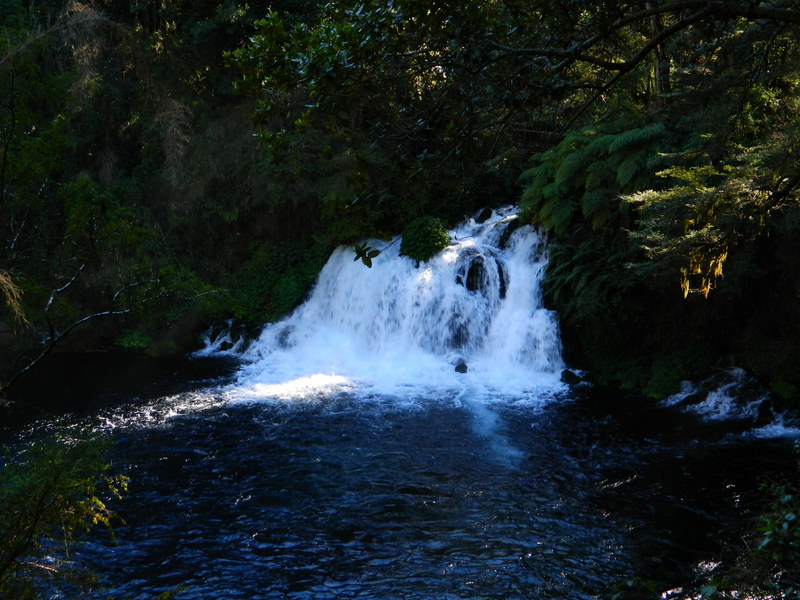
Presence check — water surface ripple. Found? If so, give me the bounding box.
[69,385,791,600]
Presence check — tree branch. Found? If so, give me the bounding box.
[489,1,800,81]
[0,283,169,395]
[706,1,800,24]
[45,263,85,313]
[488,42,626,71]
[562,5,714,131]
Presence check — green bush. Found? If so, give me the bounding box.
[399,216,451,262]
[758,484,800,565]
[747,452,800,597]
[226,241,330,323]
[0,436,127,599]
[116,329,153,349]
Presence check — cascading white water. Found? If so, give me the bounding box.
[230,207,565,401]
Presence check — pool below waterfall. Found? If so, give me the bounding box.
[28,365,790,600]
[5,206,798,599]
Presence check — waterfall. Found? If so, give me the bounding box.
[231,207,565,401]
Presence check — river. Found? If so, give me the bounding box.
[7,356,794,600]
[4,207,798,599]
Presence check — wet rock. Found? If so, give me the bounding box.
[676,391,706,408]
[560,369,583,385]
[465,258,485,292]
[277,325,295,349]
[217,340,236,352]
[497,261,507,299]
[474,207,493,223]
[754,399,775,427]
[455,361,468,374]
[497,217,523,248]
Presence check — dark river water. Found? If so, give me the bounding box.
[9,354,795,600]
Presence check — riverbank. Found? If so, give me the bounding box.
[0,349,240,430]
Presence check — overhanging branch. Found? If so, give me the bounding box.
[0,282,169,396]
[562,5,714,130]
[488,0,800,115]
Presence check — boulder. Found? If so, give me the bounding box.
[560,369,583,385]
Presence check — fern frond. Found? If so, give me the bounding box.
[616,152,644,189]
[555,152,589,187]
[644,152,671,173]
[581,189,611,218]
[608,123,665,154]
[584,169,608,191]
[586,159,612,174]
[520,161,555,183]
[656,164,720,188]
[541,180,566,202]
[520,183,543,208]
[538,198,577,234]
[559,129,591,152]
[585,133,617,156]
[582,189,613,229]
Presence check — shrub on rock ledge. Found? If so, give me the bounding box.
[400,216,450,263]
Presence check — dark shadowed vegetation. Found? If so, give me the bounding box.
[2,0,799,402]
[3,2,800,596]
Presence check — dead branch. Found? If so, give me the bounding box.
[0,280,169,396]
[0,269,26,324]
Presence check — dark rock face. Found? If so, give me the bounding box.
[497,262,507,299]
[455,361,468,373]
[474,208,494,224]
[465,258,485,293]
[560,369,583,385]
[277,326,295,349]
[455,253,507,299]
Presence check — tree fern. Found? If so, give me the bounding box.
[521,122,669,238]
[538,196,577,234]
[584,132,616,155]
[608,123,665,154]
[581,189,612,228]
[520,159,555,184]
[561,263,595,293]
[559,129,592,152]
[555,152,590,187]
[615,151,644,189]
[585,163,613,191]
[520,161,556,206]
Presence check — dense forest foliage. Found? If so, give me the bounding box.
[2,3,800,598]
[2,0,800,401]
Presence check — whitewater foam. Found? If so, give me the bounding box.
[220,207,565,403]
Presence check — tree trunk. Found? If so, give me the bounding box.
[647,0,672,98]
